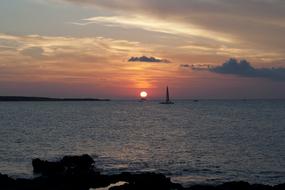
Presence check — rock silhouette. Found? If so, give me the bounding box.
[32,154,95,176]
[0,154,284,190]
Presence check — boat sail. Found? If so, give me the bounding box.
[160,86,174,104]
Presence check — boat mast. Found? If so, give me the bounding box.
[166,86,170,102]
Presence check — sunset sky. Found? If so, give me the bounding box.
[1,0,285,99]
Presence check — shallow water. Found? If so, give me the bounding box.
[0,100,284,186]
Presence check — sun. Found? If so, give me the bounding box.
[140,91,148,98]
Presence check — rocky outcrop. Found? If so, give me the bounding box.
[0,155,284,190]
[32,154,96,176]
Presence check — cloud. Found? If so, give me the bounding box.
[0,33,159,83]
[180,64,190,68]
[128,56,170,63]
[1,33,186,96]
[65,0,285,56]
[20,47,44,58]
[210,58,285,81]
[185,64,211,70]
[0,33,146,59]
[73,15,232,43]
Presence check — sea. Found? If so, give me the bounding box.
[0,100,284,186]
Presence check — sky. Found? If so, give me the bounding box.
[0,0,285,99]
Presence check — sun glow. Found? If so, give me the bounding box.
[140,91,148,98]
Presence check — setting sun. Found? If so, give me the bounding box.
[140,91,148,98]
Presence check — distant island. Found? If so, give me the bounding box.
[0,96,110,102]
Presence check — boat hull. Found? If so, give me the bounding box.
[160,102,174,104]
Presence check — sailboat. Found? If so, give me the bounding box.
[160,86,174,104]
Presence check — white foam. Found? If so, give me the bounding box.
[90,181,128,190]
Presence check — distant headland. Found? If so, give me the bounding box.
[0,96,110,102]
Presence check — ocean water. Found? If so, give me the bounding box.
[0,100,284,186]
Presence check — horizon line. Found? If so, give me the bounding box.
[0,96,285,101]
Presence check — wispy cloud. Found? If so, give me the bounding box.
[0,33,146,58]
[72,15,233,43]
[0,33,150,81]
[0,33,180,94]
[20,47,44,58]
[65,0,285,59]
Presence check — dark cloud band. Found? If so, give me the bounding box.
[210,59,285,81]
[128,56,170,63]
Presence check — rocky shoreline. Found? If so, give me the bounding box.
[0,155,284,190]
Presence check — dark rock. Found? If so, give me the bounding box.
[31,154,99,190]
[218,181,251,190]
[0,173,16,189]
[186,184,217,190]
[32,158,64,175]
[273,183,285,190]
[1,155,285,190]
[61,154,95,176]
[32,154,96,177]
[185,182,278,190]
[61,154,94,169]
[251,184,273,190]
